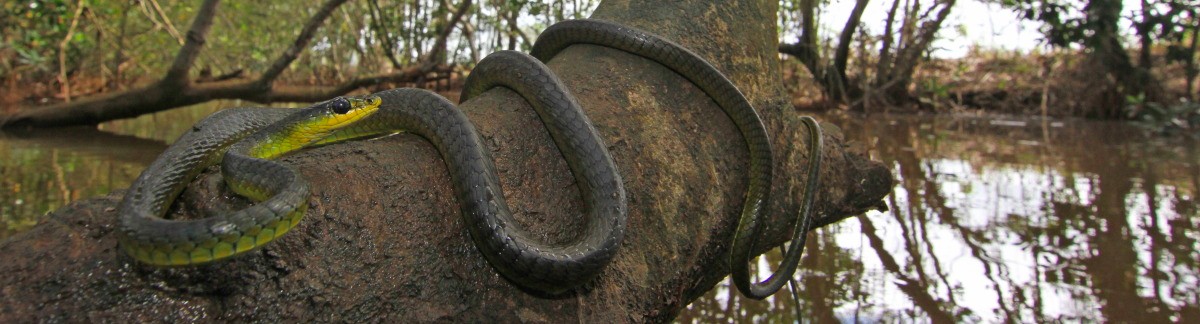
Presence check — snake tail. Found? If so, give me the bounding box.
[730,116,823,299]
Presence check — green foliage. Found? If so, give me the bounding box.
[917,78,954,109]
[922,78,952,99]
[1000,0,1198,117]
[1000,0,1198,64]
[0,0,602,90]
[1000,0,1086,47]
[1126,94,1200,137]
[1,0,74,76]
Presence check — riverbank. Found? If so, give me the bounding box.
[782,48,1197,119]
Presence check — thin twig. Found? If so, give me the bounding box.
[57,0,86,103]
[148,0,186,45]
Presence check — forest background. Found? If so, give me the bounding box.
[0,0,1197,132]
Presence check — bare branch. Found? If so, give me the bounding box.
[368,0,405,69]
[835,0,870,79]
[162,0,220,86]
[258,0,352,85]
[504,8,533,48]
[57,0,86,103]
[425,0,474,63]
[0,0,450,129]
[252,63,449,102]
[148,0,186,45]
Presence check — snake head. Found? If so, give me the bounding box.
[246,95,384,159]
[318,95,382,129]
[328,95,383,115]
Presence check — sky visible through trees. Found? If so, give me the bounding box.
[814,0,1153,58]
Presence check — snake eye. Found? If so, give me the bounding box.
[330,98,351,114]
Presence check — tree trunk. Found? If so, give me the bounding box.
[0,1,893,322]
[777,0,868,102]
[1085,0,1161,116]
[881,0,955,106]
[1136,0,1153,70]
[832,0,869,94]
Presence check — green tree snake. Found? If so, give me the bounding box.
[117,19,823,298]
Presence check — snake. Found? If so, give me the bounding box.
[118,96,382,266]
[117,19,822,298]
[534,20,824,299]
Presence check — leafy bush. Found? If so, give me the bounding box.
[1126,94,1200,137]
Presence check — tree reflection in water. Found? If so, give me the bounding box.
[678,114,1200,323]
[0,101,234,239]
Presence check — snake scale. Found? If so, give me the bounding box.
[118,19,822,298]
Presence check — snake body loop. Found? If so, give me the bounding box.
[535,20,823,299]
[118,19,822,297]
[319,51,628,294]
[118,97,380,265]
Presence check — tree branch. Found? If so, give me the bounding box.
[367,0,405,70]
[257,0,351,85]
[253,63,449,102]
[148,0,186,45]
[162,0,220,86]
[888,0,956,97]
[835,0,870,80]
[57,0,86,103]
[504,6,533,48]
[875,0,902,85]
[424,0,473,63]
[0,0,450,129]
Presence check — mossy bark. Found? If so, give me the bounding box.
[0,1,892,322]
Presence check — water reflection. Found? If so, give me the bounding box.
[678,114,1200,322]
[0,101,239,239]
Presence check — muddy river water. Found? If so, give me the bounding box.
[2,103,1197,322]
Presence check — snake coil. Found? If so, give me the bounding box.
[117,19,822,298]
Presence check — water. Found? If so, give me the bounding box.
[2,105,1197,322]
[677,113,1200,322]
[0,101,235,238]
